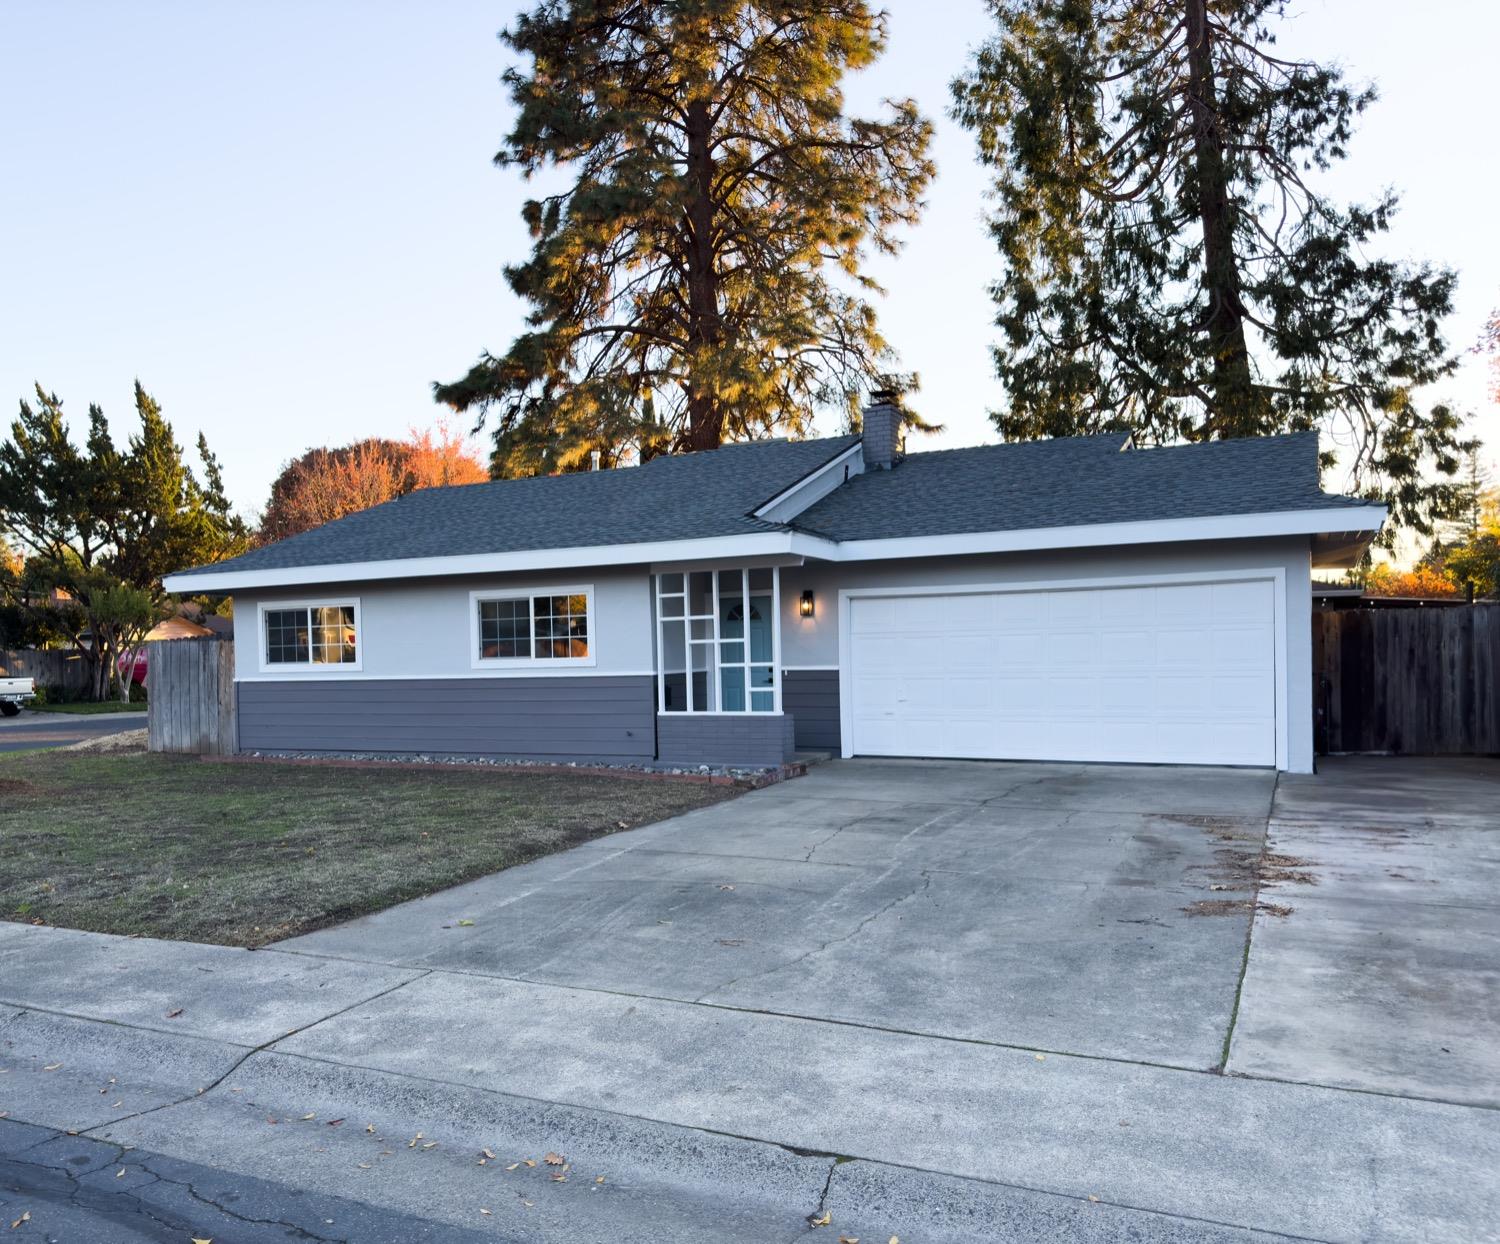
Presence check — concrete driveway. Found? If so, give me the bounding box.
[284,758,1277,1070]
[3,756,1497,1241]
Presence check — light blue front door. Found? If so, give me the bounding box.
[720,595,773,711]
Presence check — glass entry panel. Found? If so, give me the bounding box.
[656,566,780,714]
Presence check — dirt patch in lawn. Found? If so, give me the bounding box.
[0,749,741,947]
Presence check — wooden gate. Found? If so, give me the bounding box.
[1314,606,1500,755]
[146,637,237,755]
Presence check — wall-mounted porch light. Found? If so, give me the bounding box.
[799,589,815,618]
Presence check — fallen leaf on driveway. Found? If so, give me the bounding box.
[543,1152,566,1165]
[551,1173,567,1182]
[42,1063,62,1072]
[301,1114,316,1121]
[326,1118,344,1127]
[523,1158,537,1167]
[808,1210,831,1227]
[717,884,735,891]
[10,1210,29,1229]
[1087,1194,1100,1203]
[480,1208,491,1215]
[839,1236,860,1242]
[165,1008,183,1019]
[116,1169,125,1179]
[505,1163,519,1171]
[457,920,475,927]
[481,1148,495,1159]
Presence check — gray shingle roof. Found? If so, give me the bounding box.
[172,435,858,578]
[173,429,1371,580]
[790,432,1368,541]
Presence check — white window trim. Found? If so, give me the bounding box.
[256,597,363,674]
[469,585,597,671]
[835,568,1290,772]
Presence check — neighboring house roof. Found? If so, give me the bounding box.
[144,616,214,641]
[165,428,1383,592]
[791,432,1366,542]
[170,435,859,582]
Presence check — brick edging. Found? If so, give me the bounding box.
[197,753,805,789]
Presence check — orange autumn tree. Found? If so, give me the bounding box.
[1362,564,1461,599]
[259,422,487,544]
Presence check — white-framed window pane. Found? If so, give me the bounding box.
[311,605,357,664]
[265,608,310,664]
[479,597,531,659]
[534,593,588,659]
[749,664,774,712]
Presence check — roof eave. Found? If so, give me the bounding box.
[163,505,1387,594]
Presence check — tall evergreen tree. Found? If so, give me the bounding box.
[953,0,1466,534]
[437,0,935,476]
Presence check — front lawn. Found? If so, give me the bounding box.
[0,748,737,947]
[26,700,147,714]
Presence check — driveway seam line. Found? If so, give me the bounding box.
[1216,776,1275,1071]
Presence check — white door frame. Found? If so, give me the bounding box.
[836,567,1289,770]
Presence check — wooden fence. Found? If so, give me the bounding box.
[146,637,236,755]
[1313,606,1500,755]
[0,647,91,697]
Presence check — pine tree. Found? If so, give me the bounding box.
[0,382,247,699]
[952,0,1467,535]
[437,0,934,476]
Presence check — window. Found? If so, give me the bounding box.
[260,601,359,670]
[655,567,780,713]
[472,588,593,667]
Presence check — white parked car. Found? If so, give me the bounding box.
[0,675,34,717]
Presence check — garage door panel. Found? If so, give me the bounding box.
[848,581,1276,767]
[1048,630,1100,667]
[1213,579,1272,618]
[995,632,1046,667]
[1100,629,1153,665]
[1154,583,1215,623]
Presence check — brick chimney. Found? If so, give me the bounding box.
[861,389,902,470]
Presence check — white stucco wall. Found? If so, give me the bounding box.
[778,537,1315,772]
[232,567,655,680]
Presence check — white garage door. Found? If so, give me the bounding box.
[847,580,1277,767]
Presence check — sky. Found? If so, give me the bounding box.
[1,1,1496,529]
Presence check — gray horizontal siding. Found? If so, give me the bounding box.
[656,713,796,768]
[783,669,841,753]
[237,676,655,763]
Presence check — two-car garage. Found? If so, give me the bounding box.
[842,577,1281,768]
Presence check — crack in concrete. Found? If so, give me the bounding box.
[0,1133,344,1242]
[73,968,434,1138]
[138,1155,345,1242]
[699,870,935,1003]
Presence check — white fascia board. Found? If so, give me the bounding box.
[163,506,1384,593]
[163,530,841,594]
[822,506,1388,563]
[752,443,865,523]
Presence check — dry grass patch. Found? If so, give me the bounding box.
[0,749,739,946]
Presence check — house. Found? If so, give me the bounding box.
[163,397,1385,774]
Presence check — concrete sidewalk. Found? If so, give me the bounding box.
[4,924,1496,1242]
